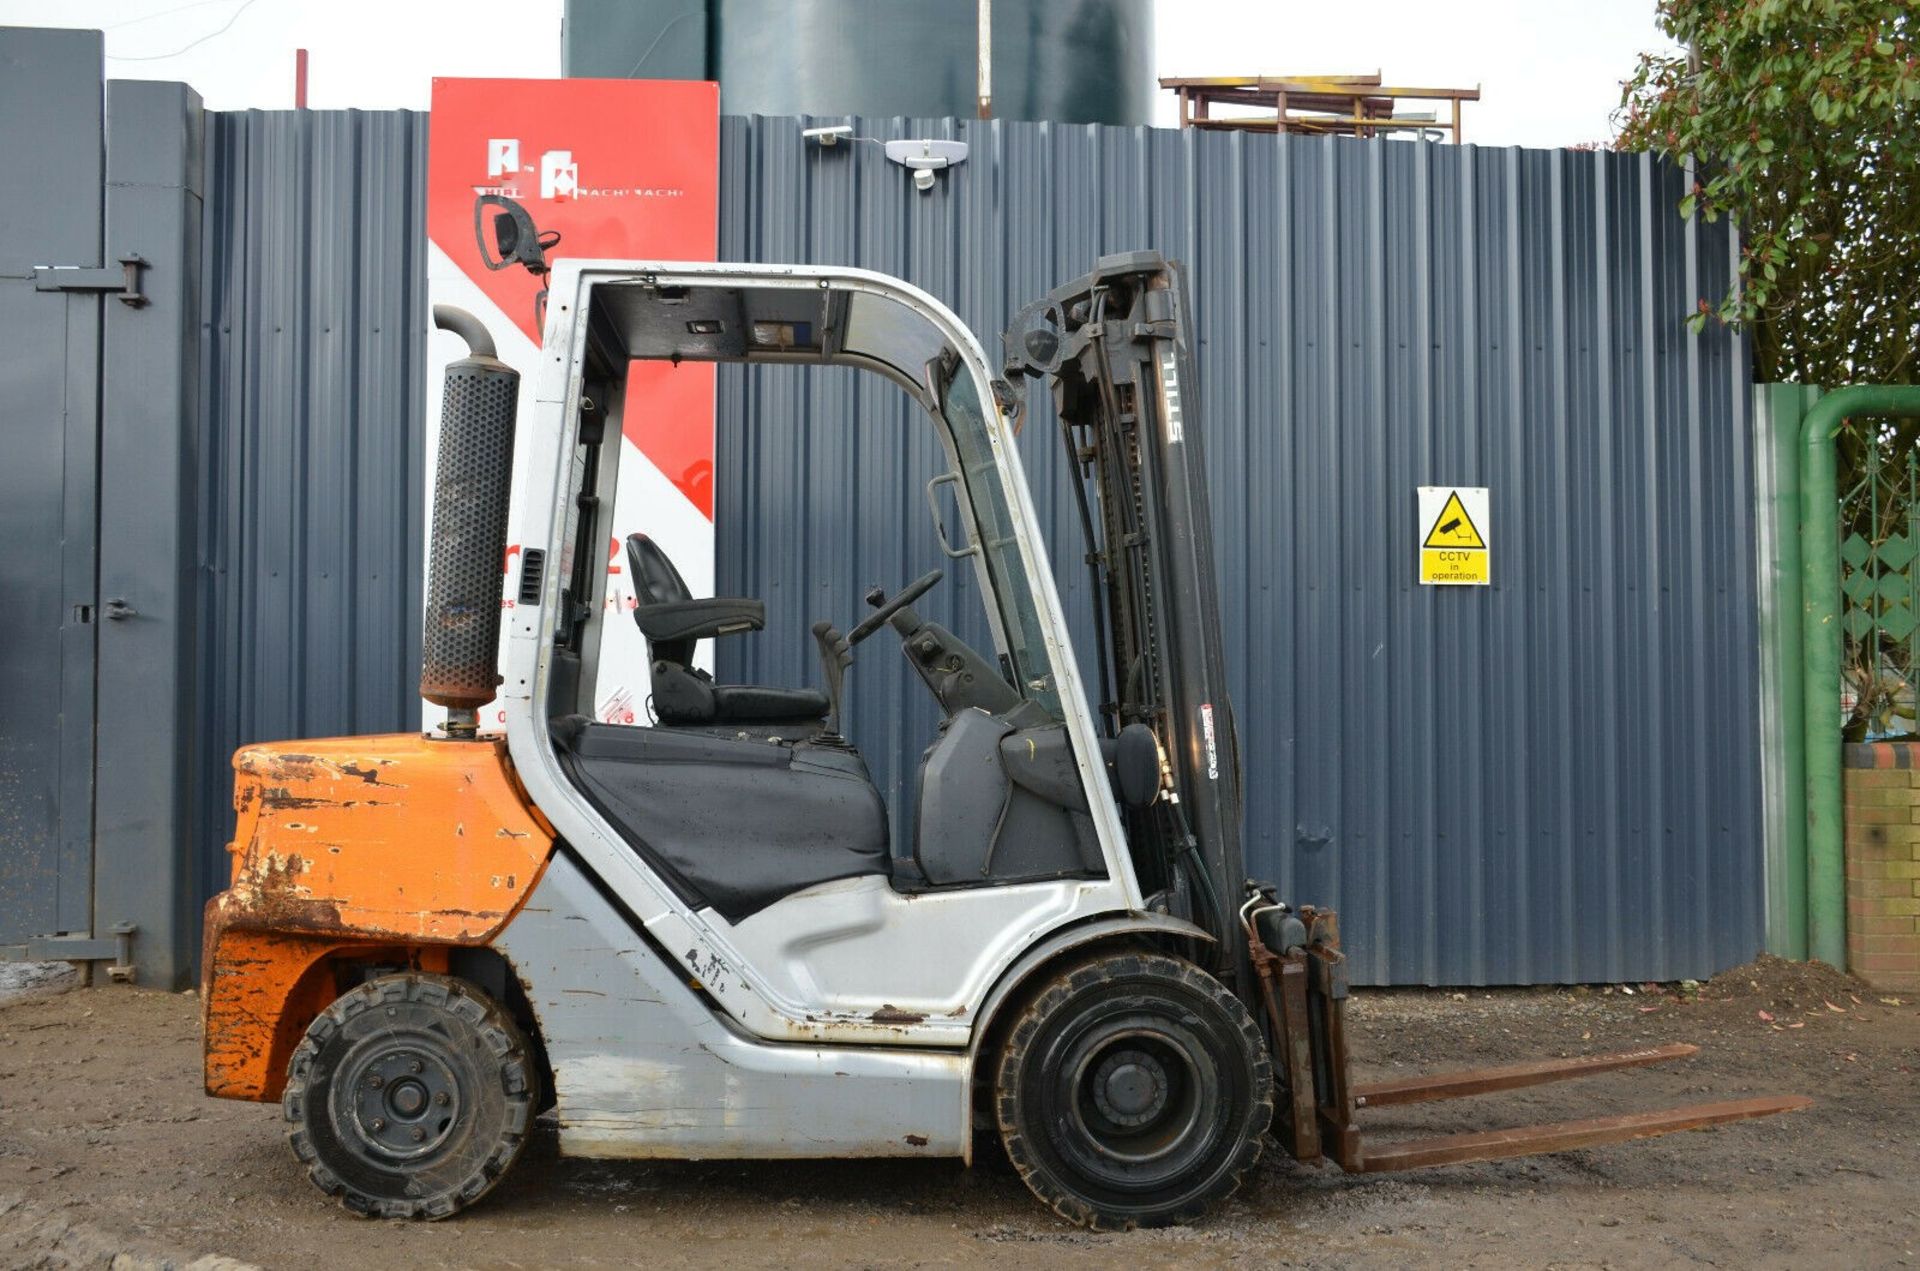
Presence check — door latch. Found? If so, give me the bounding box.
[32,255,149,308]
[104,597,136,620]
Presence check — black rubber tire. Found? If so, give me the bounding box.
[994,951,1273,1231]
[282,973,541,1219]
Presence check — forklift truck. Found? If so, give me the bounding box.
[200,225,1806,1226]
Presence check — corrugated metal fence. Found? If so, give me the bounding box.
[712,116,1760,985]
[193,110,1761,984]
[194,110,429,907]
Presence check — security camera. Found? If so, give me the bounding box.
[913,168,935,192]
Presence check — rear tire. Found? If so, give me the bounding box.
[283,972,540,1219]
[994,950,1272,1230]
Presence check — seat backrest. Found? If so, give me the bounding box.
[627,533,692,608]
[626,533,701,675]
[626,532,711,720]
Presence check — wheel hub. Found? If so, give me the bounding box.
[347,1046,460,1159]
[1051,1015,1217,1188]
[1092,1050,1169,1127]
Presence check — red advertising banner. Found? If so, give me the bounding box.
[425,77,720,729]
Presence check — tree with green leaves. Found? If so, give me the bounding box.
[1622,2,1920,738]
[1618,0,1919,387]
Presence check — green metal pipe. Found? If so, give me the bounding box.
[1799,384,1920,968]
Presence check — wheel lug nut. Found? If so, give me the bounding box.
[367,1074,384,1089]
[371,1118,386,1131]
[410,1126,426,1142]
[434,1091,450,1106]
[409,1060,423,1074]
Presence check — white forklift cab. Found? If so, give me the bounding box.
[507,259,1205,1036]
[202,203,1807,1229]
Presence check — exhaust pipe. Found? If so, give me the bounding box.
[422,304,519,739]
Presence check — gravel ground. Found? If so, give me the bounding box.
[0,955,1914,1269]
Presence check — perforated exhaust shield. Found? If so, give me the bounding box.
[421,308,520,711]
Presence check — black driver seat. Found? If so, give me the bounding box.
[626,533,830,727]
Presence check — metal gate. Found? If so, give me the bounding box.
[0,29,105,952]
[0,29,203,985]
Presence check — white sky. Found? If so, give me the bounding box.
[0,0,1675,149]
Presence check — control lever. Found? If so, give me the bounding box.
[811,620,852,739]
[846,569,944,646]
[863,584,924,636]
[814,571,943,741]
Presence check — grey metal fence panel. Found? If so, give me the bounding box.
[714,116,1761,985]
[94,78,206,987]
[193,109,428,907]
[184,108,1760,985]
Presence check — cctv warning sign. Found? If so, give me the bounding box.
[1418,487,1490,585]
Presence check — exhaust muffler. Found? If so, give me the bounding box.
[421,304,519,738]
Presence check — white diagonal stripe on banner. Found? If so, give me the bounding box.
[422,241,715,734]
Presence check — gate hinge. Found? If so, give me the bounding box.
[0,922,138,982]
[32,256,149,308]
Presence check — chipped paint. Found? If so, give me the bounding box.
[201,733,554,1101]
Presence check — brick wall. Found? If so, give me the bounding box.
[1843,744,1920,991]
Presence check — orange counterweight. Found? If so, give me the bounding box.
[201,734,553,1099]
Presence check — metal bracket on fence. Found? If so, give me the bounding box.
[0,922,138,982]
[31,255,149,308]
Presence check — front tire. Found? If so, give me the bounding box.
[994,951,1273,1230]
[283,972,540,1219]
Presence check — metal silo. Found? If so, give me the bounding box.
[561,0,1155,126]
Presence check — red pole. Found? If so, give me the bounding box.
[294,47,308,109]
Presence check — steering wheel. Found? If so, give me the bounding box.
[845,569,944,647]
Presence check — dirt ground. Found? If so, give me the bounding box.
[0,956,1914,1270]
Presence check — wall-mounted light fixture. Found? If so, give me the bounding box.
[884,138,968,193]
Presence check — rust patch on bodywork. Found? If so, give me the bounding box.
[869,1005,927,1025]
[202,733,553,1100]
[200,927,351,1099]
